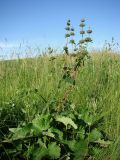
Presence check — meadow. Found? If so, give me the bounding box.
[0,50,120,159]
[0,18,120,159]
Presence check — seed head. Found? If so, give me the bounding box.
[65,34,70,38]
[80,23,85,27]
[85,37,92,42]
[63,46,69,54]
[67,20,71,26]
[87,29,92,34]
[81,18,85,22]
[79,39,85,44]
[65,27,71,31]
[70,32,75,36]
[71,27,74,31]
[80,30,85,34]
[70,39,75,44]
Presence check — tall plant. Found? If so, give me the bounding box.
[0,18,111,160]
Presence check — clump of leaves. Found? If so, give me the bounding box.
[1,101,111,159]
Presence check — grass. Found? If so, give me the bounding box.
[0,51,120,159]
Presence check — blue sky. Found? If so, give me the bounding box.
[0,0,120,56]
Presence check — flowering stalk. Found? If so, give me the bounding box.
[85,26,92,43]
[70,27,75,52]
[79,18,85,45]
[64,20,71,54]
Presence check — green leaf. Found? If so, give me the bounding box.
[32,147,47,160]
[73,140,88,160]
[78,127,85,139]
[64,140,77,151]
[94,139,111,147]
[64,140,88,160]
[42,131,55,138]
[32,142,61,160]
[88,129,102,142]
[79,109,93,126]
[32,115,51,134]
[56,116,77,129]
[9,123,32,140]
[37,139,47,149]
[48,142,61,159]
[49,127,63,140]
[63,75,75,85]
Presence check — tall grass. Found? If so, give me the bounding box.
[0,51,120,159]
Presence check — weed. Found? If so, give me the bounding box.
[1,20,120,160]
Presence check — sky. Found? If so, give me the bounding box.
[0,0,120,57]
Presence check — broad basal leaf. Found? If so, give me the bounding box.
[42,131,55,138]
[48,142,61,159]
[32,142,61,160]
[49,127,63,140]
[32,114,51,134]
[31,146,48,160]
[64,139,88,160]
[9,123,32,140]
[73,140,88,160]
[94,139,111,147]
[56,116,77,129]
[88,128,102,142]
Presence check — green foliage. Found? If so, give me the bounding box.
[31,142,61,160]
[1,19,119,160]
[56,116,78,129]
[0,46,112,160]
[32,114,51,135]
[2,51,120,159]
[1,101,110,159]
